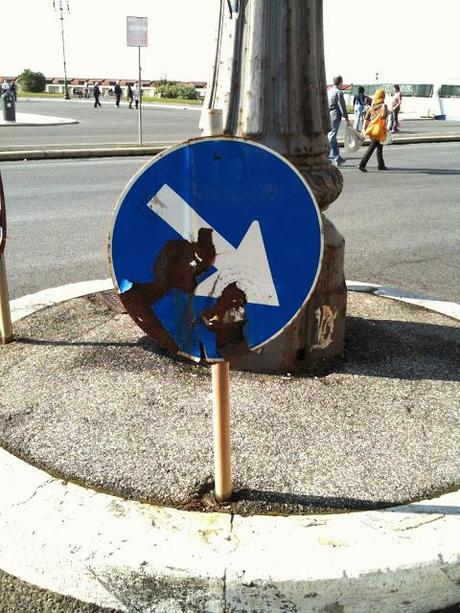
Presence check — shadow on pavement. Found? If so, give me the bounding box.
[15,313,460,383]
[341,316,459,382]
[231,487,460,514]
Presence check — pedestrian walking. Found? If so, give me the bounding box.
[328,75,351,166]
[389,84,402,133]
[93,81,102,108]
[353,86,368,131]
[114,80,122,107]
[133,82,140,110]
[1,80,10,93]
[83,81,89,98]
[127,83,134,109]
[358,89,388,172]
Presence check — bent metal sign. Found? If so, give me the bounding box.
[108,137,323,363]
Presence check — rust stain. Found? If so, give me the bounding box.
[120,226,252,361]
[201,282,250,359]
[119,228,216,354]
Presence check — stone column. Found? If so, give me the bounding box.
[201,0,347,374]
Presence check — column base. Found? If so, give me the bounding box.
[231,217,346,374]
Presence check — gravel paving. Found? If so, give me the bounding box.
[0,291,458,515]
[0,569,120,613]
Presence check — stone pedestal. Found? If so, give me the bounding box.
[201,0,346,373]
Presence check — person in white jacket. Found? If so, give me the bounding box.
[133,82,140,109]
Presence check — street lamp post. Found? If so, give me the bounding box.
[201,0,347,374]
[53,0,71,100]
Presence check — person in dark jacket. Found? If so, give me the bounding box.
[114,81,122,107]
[353,86,368,131]
[127,84,134,109]
[93,82,102,108]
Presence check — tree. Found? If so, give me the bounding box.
[17,69,46,93]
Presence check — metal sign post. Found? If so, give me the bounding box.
[211,360,232,501]
[204,109,232,502]
[127,16,148,146]
[0,172,13,344]
[138,46,143,146]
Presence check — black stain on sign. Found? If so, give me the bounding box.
[120,228,216,355]
[201,282,250,359]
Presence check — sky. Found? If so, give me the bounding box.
[0,1,458,85]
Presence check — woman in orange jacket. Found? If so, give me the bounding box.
[358,89,388,172]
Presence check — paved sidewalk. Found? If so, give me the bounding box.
[0,112,78,127]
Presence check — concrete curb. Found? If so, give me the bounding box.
[2,279,460,612]
[1,134,459,162]
[0,146,166,162]
[339,134,460,148]
[9,278,114,322]
[347,280,460,320]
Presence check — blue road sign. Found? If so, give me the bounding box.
[109,137,323,362]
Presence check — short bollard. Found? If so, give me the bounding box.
[1,91,16,122]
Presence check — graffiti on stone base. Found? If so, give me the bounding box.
[312,305,337,351]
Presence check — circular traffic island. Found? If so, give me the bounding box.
[0,287,459,612]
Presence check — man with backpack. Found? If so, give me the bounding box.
[353,86,369,131]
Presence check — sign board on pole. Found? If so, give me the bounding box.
[109,137,323,363]
[127,16,148,47]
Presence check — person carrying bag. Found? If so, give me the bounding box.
[358,89,389,172]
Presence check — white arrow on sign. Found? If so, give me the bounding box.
[147,184,279,307]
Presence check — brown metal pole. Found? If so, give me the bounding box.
[211,361,232,502]
[201,108,231,502]
[0,171,13,344]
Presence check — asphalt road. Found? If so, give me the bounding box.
[1,142,458,302]
[1,98,460,150]
[329,142,460,301]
